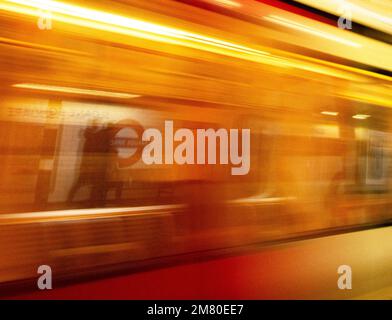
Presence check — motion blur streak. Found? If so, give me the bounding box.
[13,83,140,99]
[263,15,361,47]
[0,205,185,222]
[294,0,392,34]
[0,0,386,82]
[213,0,242,8]
[8,226,392,299]
[0,0,391,299]
[1,0,271,58]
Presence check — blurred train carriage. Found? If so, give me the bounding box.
[0,0,391,289]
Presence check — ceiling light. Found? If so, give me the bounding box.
[321,111,339,116]
[352,114,371,120]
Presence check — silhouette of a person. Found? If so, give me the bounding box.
[68,119,111,207]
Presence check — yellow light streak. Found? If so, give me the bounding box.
[212,0,242,8]
[1,0,389,85]
[352,114,371,120]
[13,83,141,98]
[264,15,362,48]
[0,0,269,58]
[321,111,339,116]
[294,0,392,34]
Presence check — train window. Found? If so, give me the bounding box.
[0,97,264,213]
[355,129,391,193]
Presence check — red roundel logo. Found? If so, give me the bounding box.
[111,120,144,168]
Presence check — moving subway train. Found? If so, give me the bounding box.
[0,0,391,298]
